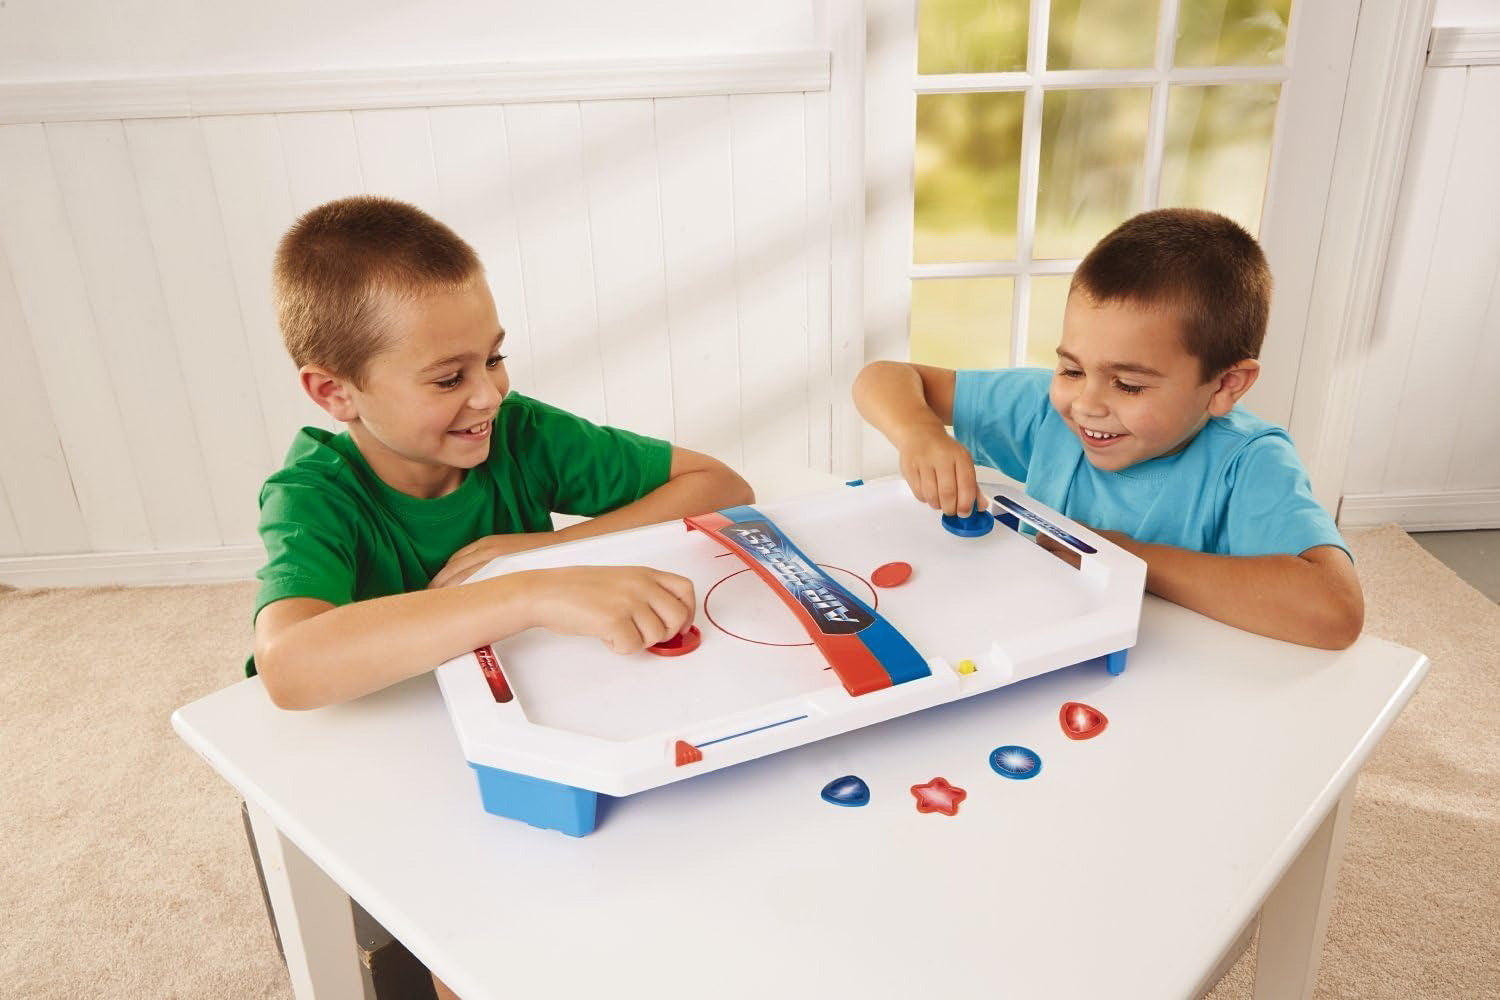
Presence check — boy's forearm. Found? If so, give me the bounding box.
[553,466,753,544]
[258,574,539,709]
[1103,535,1363,650]
[853,361,948,447]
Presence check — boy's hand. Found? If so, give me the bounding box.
[429,533,559,589]
[525,566,697,654]
[896,428,981,517]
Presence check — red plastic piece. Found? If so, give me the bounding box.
[648,625,702,657]
[910,776,967,816]
[674,740,703,766]
[1060,701,1108,740]
[871,561,913,588]
[473,645,513,703]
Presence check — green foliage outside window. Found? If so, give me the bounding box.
[911,0,1291,369]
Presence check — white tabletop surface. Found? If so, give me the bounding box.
[175,597,1426,1000]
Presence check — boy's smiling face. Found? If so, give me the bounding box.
[309,278,509,498]
[1049,291,1258,473]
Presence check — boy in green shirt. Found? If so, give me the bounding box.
[253,196,752,711]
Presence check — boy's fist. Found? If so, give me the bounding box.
[896,428,981,517]
[524,566,697,654]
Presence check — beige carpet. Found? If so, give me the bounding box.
[1,524,1496,999]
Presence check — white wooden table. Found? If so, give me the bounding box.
[174,597,1427,1000]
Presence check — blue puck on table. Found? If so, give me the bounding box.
[989,745,1042,780]
[942,508,994,538]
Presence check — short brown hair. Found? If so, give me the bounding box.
[273,196,482,385]
[1070,208,1271,380]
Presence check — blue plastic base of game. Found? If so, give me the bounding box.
[1105,649,1128,676]
[470,763,598,837]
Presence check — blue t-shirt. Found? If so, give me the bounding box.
[952,368,1347,558]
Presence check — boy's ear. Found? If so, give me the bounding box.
[300,365,359,422]
[1206,359,1261,417]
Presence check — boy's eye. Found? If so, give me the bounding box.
[1113,378,1145,395]
[1058,368,1083,379]
[485,353,508,369]
[435,373,463,390]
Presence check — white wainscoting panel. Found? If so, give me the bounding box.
[48,121,222,551]
[126,117,276,545]
[0,124,154,553]
[657,95,746,467]
[0,236,90,556]
[0,55,841,583]
[580,99,676,444]
[278,111,366,213]
[505,101,611,427]
[734,92,813,477]
[1342,63,1500,529]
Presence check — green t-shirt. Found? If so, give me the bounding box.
[248,392,672,675]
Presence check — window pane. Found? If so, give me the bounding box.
[1047,0,1158,70]
[918,0,1029,74]
[914,92,1025,264]
[1175,0,1292,67]
[910,277,1013,370]
[1026,274,1073,368]
[1034,88,1151,260]
[1160,84,1279,234]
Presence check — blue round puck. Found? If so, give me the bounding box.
[942,509,994,538]
[989,745,1042,780]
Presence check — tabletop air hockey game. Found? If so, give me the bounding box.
[434,474,1145,836]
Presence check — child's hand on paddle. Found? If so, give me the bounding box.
[523,566,697,654]
[896,428,981,517]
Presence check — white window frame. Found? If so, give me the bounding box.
[837,0,1435,511]
[909,0,1291,370]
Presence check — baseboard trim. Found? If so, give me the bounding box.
[1338,488,1500,531]
[0,544,264,589]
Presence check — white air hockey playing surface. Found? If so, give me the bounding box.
[434,475,1145,833]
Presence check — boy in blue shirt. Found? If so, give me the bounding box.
[253,196,753,711]
[853,208,1363,649]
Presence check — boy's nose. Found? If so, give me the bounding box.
[469,376,503,410]
[1076,380,1109,417]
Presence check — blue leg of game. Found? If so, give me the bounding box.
[1105,649,1128,676]
[470,763,598,837]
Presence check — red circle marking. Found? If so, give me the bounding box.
[703,565,878,649]
[871,561,913,588]
[647,624,702,657]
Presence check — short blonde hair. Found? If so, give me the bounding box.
[273,196,482,385]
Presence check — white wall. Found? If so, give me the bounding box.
[1339,11,1500,531]
[1432,0,1498,28]
[0,0,818,80]
[0,4,851,585]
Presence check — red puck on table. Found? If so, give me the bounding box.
[648,625,702,656]
[871,561,913,588]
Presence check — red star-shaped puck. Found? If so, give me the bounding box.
[910,776,967,816]
[1060,701,1108,740]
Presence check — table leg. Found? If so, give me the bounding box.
[1252,783,1357,1000]
[245,800,367,1000]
